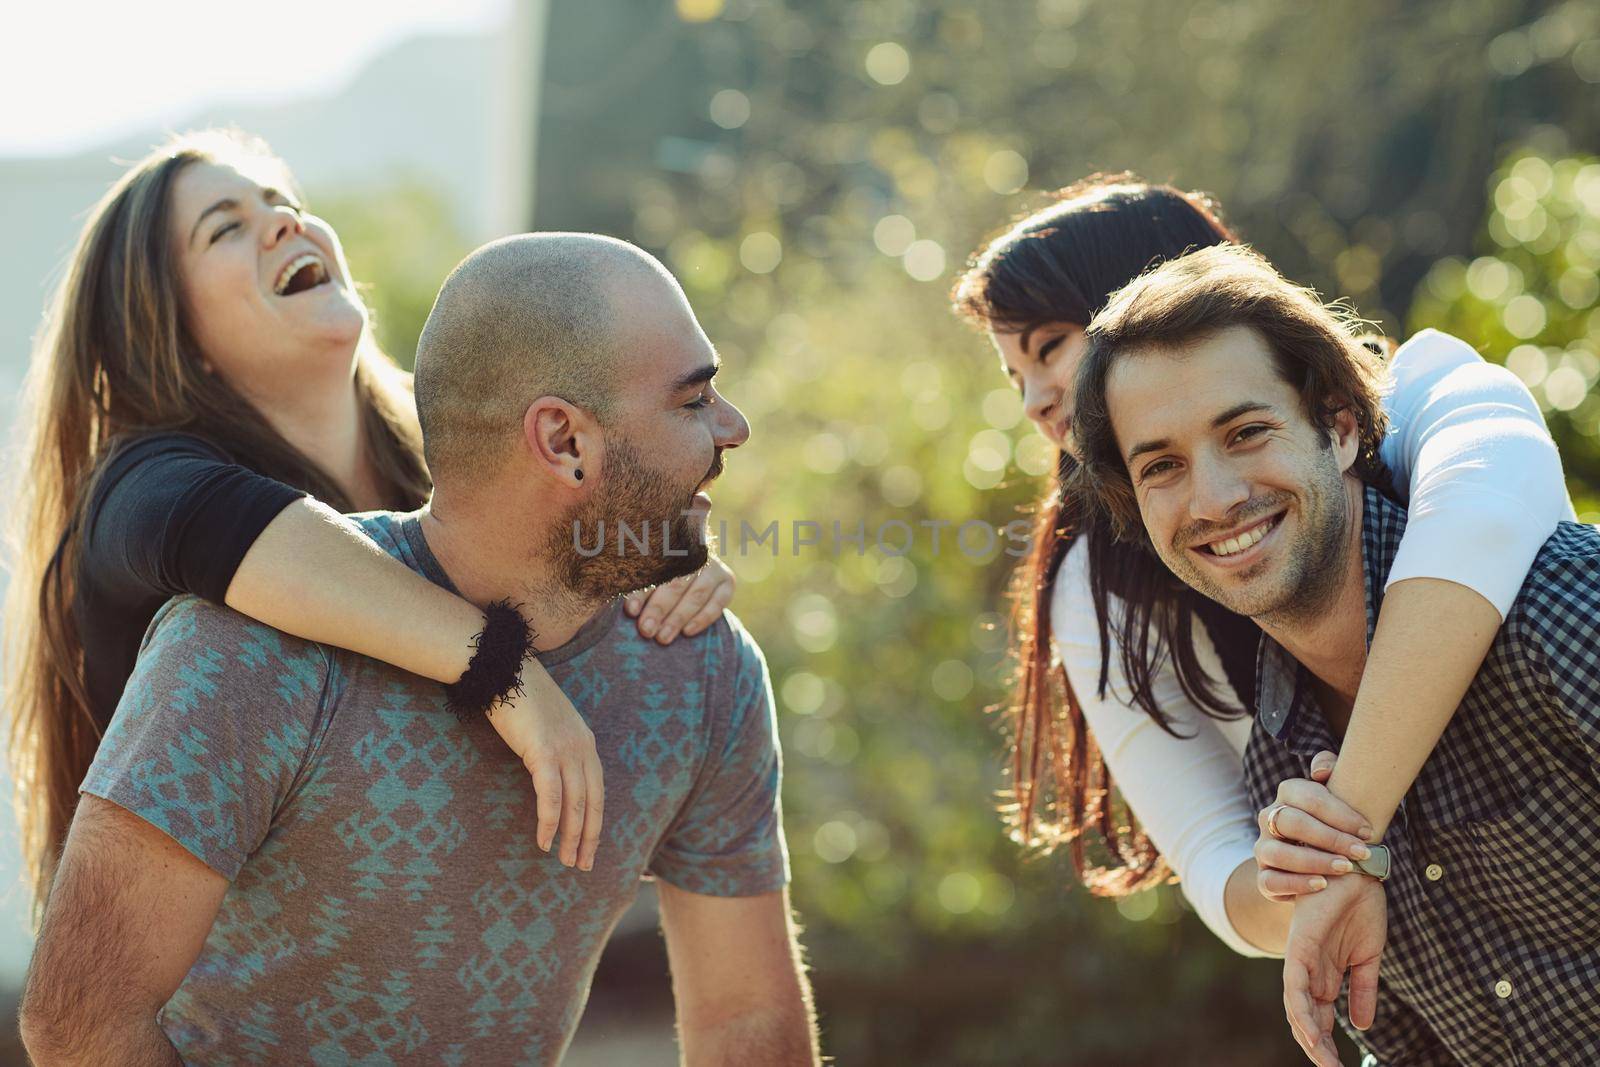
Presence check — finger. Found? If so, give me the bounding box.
[1309,749,1336,782]
[577,753,605,872]
[681,581,733,638]
[558,763,587,867]
[652,571,719,643]
[532,765,562,852]
[1257,869,1328,901]
[1284,989,1317,1062]
[1276,779,1372,839]
[1271,805,1375,861]
[1313,996,1340,1064]
[1283,965,1323,1060]
[1348,957,1380,1031]
[623,590,648,617]
[1303,965,1343,1067]
[635,575,692,638]
[1257,838,1357,877]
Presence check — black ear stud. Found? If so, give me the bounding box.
[575,468,584,482]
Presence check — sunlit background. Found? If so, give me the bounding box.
[4,1,1599,1063]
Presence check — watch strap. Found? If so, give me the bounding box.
[1351,843,1391,882]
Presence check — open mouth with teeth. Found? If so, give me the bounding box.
[273,252,331,297]
[1197,512,1283,558]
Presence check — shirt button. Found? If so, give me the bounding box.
[1424,863,1443,882]
[1494,980,1513,999]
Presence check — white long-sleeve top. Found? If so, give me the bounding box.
[1049,329,1575,958]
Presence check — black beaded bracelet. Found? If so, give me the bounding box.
[444,600,535,722]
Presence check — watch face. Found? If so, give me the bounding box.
[1362,845,1391,881]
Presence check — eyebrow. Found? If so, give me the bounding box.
[670,358,721,393]
[187,186,292,247]
[1018,324,1060,355]
[189,198,239,247]
[1124,400,1276,465]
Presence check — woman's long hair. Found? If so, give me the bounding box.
[3,130,431,913]
[952,174,1263,894]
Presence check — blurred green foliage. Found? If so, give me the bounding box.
[328,2,1600,1062]
[1411,149,1600,517]
[314,181,473,373]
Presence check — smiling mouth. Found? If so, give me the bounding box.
[1197,512,1283,557]
[273,253,331,297]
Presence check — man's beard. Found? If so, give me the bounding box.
[1159,450,1351,625]
[545,435,714,601]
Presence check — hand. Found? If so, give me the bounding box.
[623,553,736,643]
[1282,872,1386,1066]
[486,661,604,871]
[1256,750,1376,901]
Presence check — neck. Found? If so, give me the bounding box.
[1254,479,1369,734]
[417,495,606,653]
[259,370,385,510]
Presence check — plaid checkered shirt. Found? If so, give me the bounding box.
[1242,483,1600,1066]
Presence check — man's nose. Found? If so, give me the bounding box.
[1188,455,1250,522]
[714,397,751,449]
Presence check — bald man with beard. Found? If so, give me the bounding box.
[23,234,819,1066]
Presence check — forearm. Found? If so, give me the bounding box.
[1221,857,1290,956]
[680,1009,818,1067]
[22,1015,182,1067]
[1327,577,1499,839]
[224,498,487,684]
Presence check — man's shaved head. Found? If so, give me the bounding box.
[413,232,675,484]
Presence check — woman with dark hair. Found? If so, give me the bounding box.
[952,174,1574,955]
[3,129,736,912]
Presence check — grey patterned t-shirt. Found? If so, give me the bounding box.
[80,511,789,1065]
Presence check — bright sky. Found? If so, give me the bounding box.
[2,0,511,157]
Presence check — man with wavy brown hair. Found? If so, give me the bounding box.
[1073,244,1600,1065]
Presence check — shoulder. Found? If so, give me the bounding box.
[1507,521,1600,625]
[1389,328,1484,378]
[651,608,777,748]
[595,603,771,715]
[1385,329,1534,416]
[712,608,771,708]
[349,510,410,558]
[134,593,333,699]
[1049,535,1094,632]
[89,432,232,501]
[103,431,233,466]
[1050,533,1136,656]
[93,432,233,489]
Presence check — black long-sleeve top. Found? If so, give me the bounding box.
[72,433,307,723]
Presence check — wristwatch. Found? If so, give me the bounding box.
[1351,843,1391,882]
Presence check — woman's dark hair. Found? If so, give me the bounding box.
[952,174,1262,895]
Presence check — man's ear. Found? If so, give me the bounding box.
[1328,403,1362,474]
[523,396,599,489]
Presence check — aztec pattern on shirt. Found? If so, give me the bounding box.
[80,510,788,1066]
[1243,484,1600,1066]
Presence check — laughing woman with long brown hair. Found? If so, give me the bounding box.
[952,175,1575,958]
[3,129,733,911]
